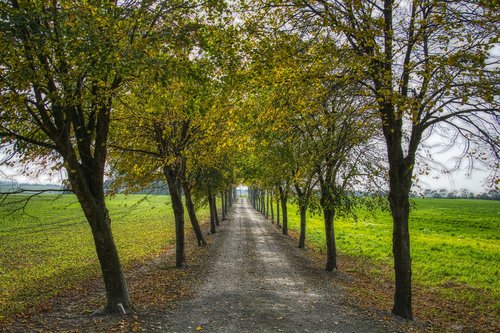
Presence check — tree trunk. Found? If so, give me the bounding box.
[70,172,131,313]
[266,191,270,218]
[213,194,220,226]
[382,115,415,319]
[323,207,337,271]
[256,190,259,210]
[208,192,216,234]
[262,193,265,215]
[221,191,226,221]
[183,183,206,246]
[389,167,413,319]
[91,229,131,312]
[298,205,306,249]
[165,169,185,268]
[262,191,265,216]
[276,193,280,227]
[87,201,131,312]
[254,190,257,210]
[279,186,288,235]
[270,194,274,223]
[376,2,414,317]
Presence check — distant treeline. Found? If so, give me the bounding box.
[0,180,70,194]
[2,180,497,200]
[0,180,170,195]
[411,188,500,200]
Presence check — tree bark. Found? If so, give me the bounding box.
[389,163,413,319]
[295,183,307,248]
[375,73,416,318]
[221,191,226,221]
[266,191,270,218]
[262,191,265,215]
[183,182,206,246]
[208,191,216,234]
[298,205,306,249]
[254,189,257,210]
[253,189,257,210]
[79,194,131,312]
[270,193,274,223]
[381,100,415,319]
[69,165,131,313]
[213,194,220,226]
[375,0,412,320]
[255,190,258,210]
[323,207,337,271]
[259,191,262,213]
[276,193,280,227]
[164,168,185,268]
[90,219,131,312]
[279,186,288,235]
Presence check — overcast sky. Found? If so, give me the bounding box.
[0,150,494,193]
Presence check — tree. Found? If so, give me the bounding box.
[254,0,499,319]
[182,170,207,246]
[191,166,223,234]
[305,77,384,271]
[111,40,217,267]
[0,0,166,313]
[293,164,318,249]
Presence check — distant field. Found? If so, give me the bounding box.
[0,194,210,320]
[284,198,499,321]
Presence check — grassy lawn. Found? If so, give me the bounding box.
[0,194,210,320]
[283,198,499,325]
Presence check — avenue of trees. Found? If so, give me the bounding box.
[1,0,498,321]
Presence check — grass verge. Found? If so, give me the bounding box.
[278,198,499,332]
[0,194,210,323]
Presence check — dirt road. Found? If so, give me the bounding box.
[161,198,390,333]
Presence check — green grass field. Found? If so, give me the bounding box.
[0,194,210,320]
[1,195,498,327]
[284,198,499,312]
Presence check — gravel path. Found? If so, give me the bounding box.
[161,198,390,333]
